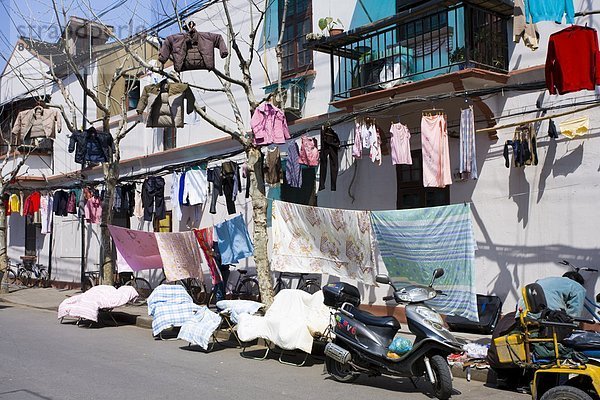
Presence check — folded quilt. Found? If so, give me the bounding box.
[236,289,330,353]
[177,307,222,349]
[215,299,264,324]
[57,285,139,322]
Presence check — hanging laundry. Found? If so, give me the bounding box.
[133,183,144,219]
[318,125,341,191]
[68,127,114,164]
[546,26,600,95]
[264,147,283,185]
[136,81,196,128]
[11,105,61,145]
[207,166,222,215]
[251,102,290,145]
[3,194,10,216]
[353,117,381,164]
[504,123,538,168]
[156,231,203,282]
[389,122,412,165]
[285,142,302,188]
[142,176,166,222]
[271,200,376,285]
[421,113,452,188]
[559,116,590,139]
[52,190,69,217]
[22,192,41,216]
[298,135,319,167]
[8,193,19,214]
[548,119,559,139]
[66,191,77,214]
[371,204,479,322]
[158,30,228,72]
[459,106,478,180]
[84,195,102,224]
[193,227,223,285]
[525,0,574,24]
[182,169,208,206]
[171,172,183,221]
[245,148,266,198]
[40,194,53,234]
[221,161,241,215]
[108,225,163,271]
[215,214,254,265]
[513,0,539,51]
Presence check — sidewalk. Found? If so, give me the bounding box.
[0,285,494,383]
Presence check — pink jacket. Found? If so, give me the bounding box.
[251,103,290,145]
[298,136,319,166]
[84,196,102,224]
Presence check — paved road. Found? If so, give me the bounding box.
[0,304,528,400]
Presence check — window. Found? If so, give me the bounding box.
[154,211,172,232]
[279,0,313,76]
[163,127,177,150]
[396,150,449,209]
[125,77,140,111]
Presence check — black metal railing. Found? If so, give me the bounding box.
[309,2,509,101]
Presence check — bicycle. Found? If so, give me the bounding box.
[17,263,49,288]
[559,259,600,322]
[4,261,19,286]
[205,268,261,305]
[273,272,321,295]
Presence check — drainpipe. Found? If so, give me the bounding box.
[80,64,87,289]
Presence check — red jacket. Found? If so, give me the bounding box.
[546,26,600,95]
[23,191,41,216]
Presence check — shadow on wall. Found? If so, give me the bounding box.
[472,200,600,306]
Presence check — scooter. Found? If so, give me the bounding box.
[322,269,464,400]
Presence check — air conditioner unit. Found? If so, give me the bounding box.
[282,84,303,115]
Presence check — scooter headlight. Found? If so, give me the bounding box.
[415,306,444,325]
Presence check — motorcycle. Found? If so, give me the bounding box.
[322,268,463,400]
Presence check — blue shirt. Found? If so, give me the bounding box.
[525,0,574,24]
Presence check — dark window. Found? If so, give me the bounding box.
[279,0,313,76]
[154,211,172,232]
[163,127,176,150]
[396,150,449,209]
[126,78,140,111]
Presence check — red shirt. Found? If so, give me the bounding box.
[546,25,600,95]
[23,191,41,216]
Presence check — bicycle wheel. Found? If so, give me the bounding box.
[125,278,152,305]
[299,280,321,295]
[82,277,94,292]
[236,278,260,302]
[18,269,31,287]
[37,269,49,287]
[273,278,290,294]
[6,268,17,285]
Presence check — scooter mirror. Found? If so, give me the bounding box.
[596,293,600,303]
[433,268,445,279]
[375,274,391,285]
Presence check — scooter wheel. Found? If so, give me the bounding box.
[325,356,359,383]
[430,355,453,400]
[540,386,593,400]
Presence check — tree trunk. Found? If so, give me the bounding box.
[100,160,119,285]
[247,147,274,306]
[0,189,9,294]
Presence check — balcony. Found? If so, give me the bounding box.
[307,0,512,102]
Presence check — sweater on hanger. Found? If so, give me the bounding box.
[545,26,600,95]
[525,0,574,24]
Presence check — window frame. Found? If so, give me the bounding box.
[279,0,314,77]
[396,149,449,209]
[163,127,177,151]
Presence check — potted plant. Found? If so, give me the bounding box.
[318,17,344,36]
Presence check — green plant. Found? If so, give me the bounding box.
[449,46,465,63]
[318,17,344,34]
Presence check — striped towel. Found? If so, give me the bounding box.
[371,204,479,321]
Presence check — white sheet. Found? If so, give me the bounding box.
[236,289,330,353]
[57,285,139,322]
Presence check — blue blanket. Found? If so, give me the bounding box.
[371,204,478,321]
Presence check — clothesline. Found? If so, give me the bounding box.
[476,100,600,134]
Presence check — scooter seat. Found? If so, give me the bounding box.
[350,306,401,329]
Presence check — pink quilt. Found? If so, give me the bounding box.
[57,285,139,322]
[108,225,163,271]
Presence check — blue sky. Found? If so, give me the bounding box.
[0,0,191,69]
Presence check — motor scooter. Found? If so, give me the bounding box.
[322,268,463,400]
